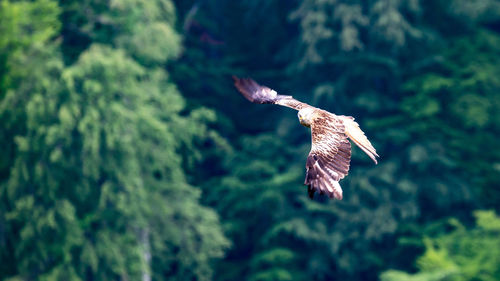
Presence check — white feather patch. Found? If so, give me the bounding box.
[329,179,343,199]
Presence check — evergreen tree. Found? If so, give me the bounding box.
[1,0,228,280]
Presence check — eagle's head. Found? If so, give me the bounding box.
[298,107,315,128]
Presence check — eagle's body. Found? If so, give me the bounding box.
[233,76,379,200]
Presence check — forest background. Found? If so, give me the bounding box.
[1,0,500,280]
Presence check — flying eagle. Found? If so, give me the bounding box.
[233,76,379,200]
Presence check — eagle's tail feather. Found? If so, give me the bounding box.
[341,116,379,164]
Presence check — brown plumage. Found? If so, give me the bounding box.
[233,76,379,199]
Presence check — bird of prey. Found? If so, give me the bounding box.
[233,76,379,200]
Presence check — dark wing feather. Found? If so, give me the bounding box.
[305,113,351,199]
[233,76,309,110]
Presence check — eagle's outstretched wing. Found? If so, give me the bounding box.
[340,116,379,164]
[305,113,351,199]
[233,76,310,111]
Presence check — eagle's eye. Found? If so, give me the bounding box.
[298,112,305,123]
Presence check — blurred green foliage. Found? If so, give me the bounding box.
[381,210,500,281]
[1,0,228,280]
[1,0,499,280]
